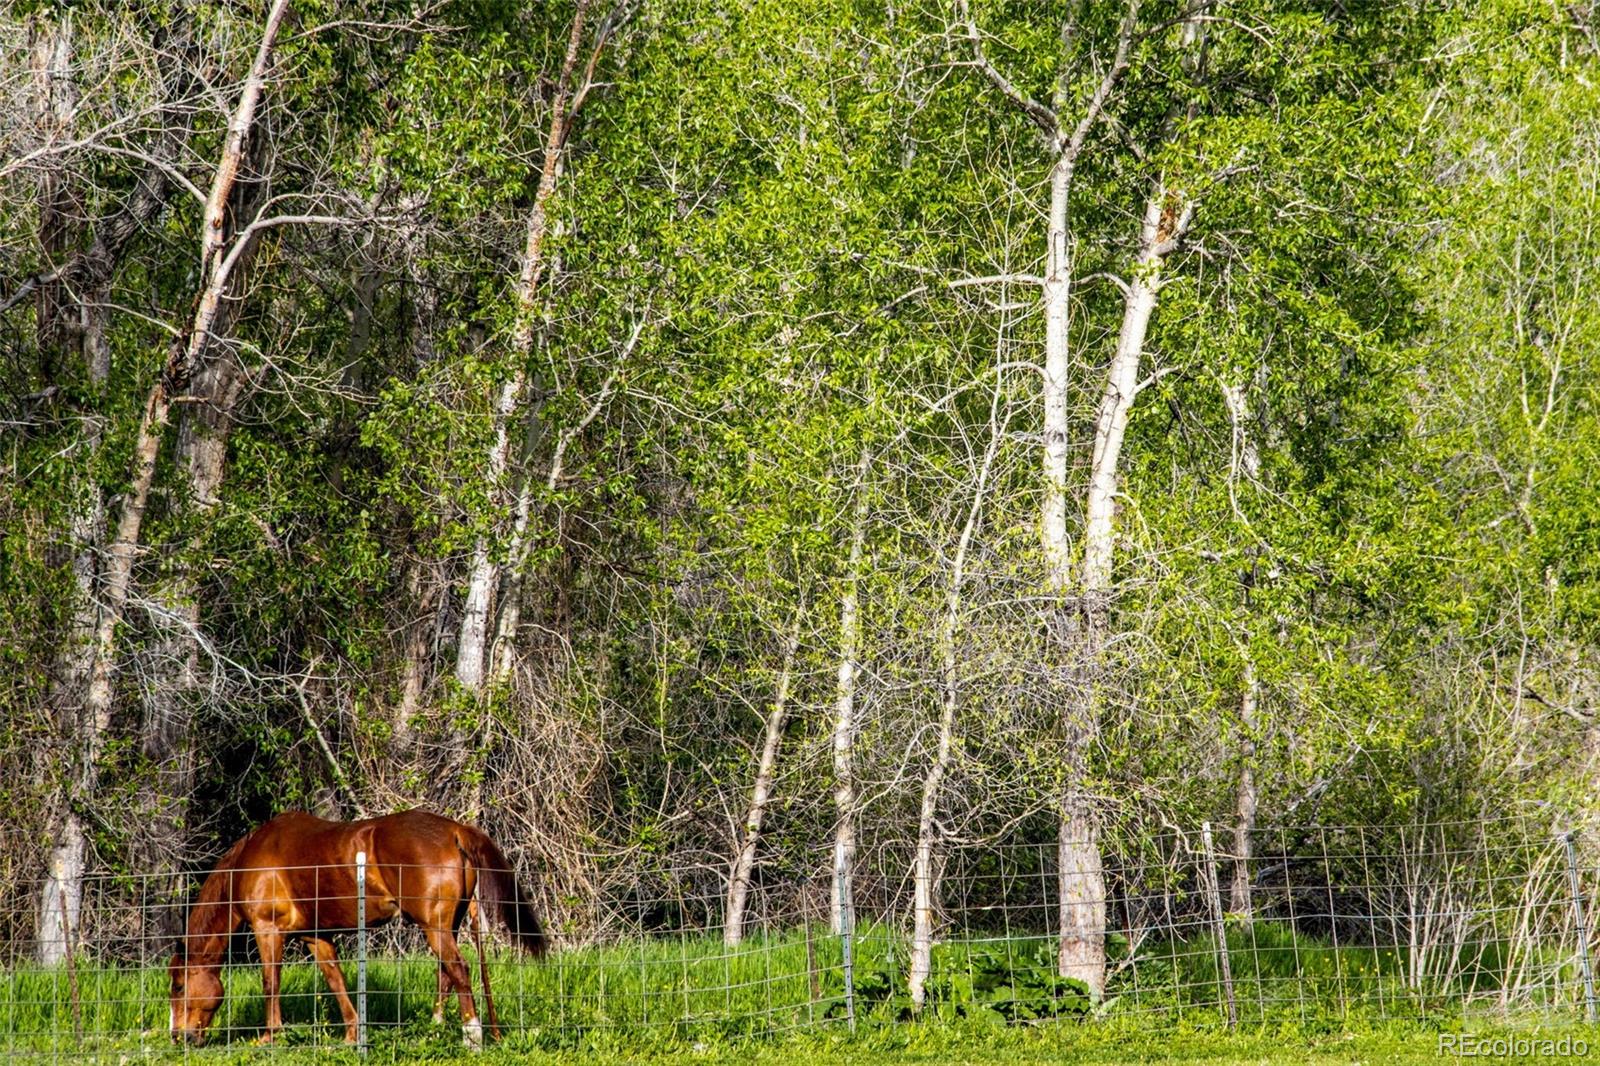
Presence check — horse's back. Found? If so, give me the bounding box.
[235,811,354,868]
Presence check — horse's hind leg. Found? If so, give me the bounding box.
[432,965,449,1024]
[305,937,360,1043]
[421,920,480,1049]
[467,898,500,1039]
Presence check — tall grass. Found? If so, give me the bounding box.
[0,919,1586,1058]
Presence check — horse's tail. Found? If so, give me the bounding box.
[459,830,547,957]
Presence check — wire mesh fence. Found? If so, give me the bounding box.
[4,815,1598,1059]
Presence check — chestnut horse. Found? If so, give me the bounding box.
[168,810,545,1048]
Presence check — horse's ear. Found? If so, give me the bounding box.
[171,938,186,963]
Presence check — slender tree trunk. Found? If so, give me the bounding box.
[33,0,293,963]
[1230,656,1259,916]
[1055,3,1205,989]
[31,19,98,954]
[1059,183,1183,993]
[491,312,635,683]
[725,620,801,946]
[394,553,441,753]
[831,446,871,934]
[909,411,999,1010]
[30,15,79,367]
[908,584,964,1011]
[1221,379,1262,917]
[456,0,593,694]
[1041,145,1111,996]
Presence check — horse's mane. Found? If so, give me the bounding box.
[176,832,254,960]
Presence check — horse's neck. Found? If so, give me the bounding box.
[183,869,241,962]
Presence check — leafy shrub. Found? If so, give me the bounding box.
[823,941,1094,1025]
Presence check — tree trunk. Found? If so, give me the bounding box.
[1221,378,1262,917]
[491,311,635,684]
[455,0,593,694]
[909,413,998,1010]
[32,0,293,963]
[136,352,251,932]
[724,620,801,946]
[394,553,441,753]
[908,590,963,1011]
[30,15,79,369]
[831,446,871,934]
[1040,143,1111,997]
[1230,656,1259,916]
[1060,180,1189,993]
[135,30,281,926]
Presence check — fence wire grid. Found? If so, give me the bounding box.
[5,815,1600,1060]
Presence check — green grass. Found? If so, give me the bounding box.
[0,921,1590,1061]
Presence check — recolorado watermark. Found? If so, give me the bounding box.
[1439,1033,1590,1058]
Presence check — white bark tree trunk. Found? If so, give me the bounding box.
[1222,379,1262,916]
[909,403,1000,1010]
[491,314,636,683]
[1059,183,1184,993]
[32,27,92,951]
[1230,656,1259,916]
[1056,5,1206,992]
[33,0,293,963]
[724,620,801,946]
[907,587,964,1011]
[831,446,871,934]
[455,0,593,694]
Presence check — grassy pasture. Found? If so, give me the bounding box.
[0,921,1587,1060]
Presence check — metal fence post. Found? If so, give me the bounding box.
[836,864,855,1032]
[1200,822,1237,1029]
[356,851,368,1054]
[1562,832,1597,1023]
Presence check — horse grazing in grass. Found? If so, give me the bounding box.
[168,810,545,1049]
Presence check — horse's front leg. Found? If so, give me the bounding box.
[254,926,286,1043]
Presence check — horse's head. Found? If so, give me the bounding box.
[168,948,223,1046]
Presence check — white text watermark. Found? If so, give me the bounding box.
[1439,1033,1590,1058]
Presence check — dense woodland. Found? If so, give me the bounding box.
[2,0,1597,1001]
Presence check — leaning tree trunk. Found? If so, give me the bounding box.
[136,22,282,938]
[908,409,998,1010]
[724,620,801,946]
[455,0,594,694]
[1061,180,1189,992]
[33,0,293,963]
[830,445,871,934]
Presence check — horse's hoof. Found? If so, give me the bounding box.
[461,1017,483,1051]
